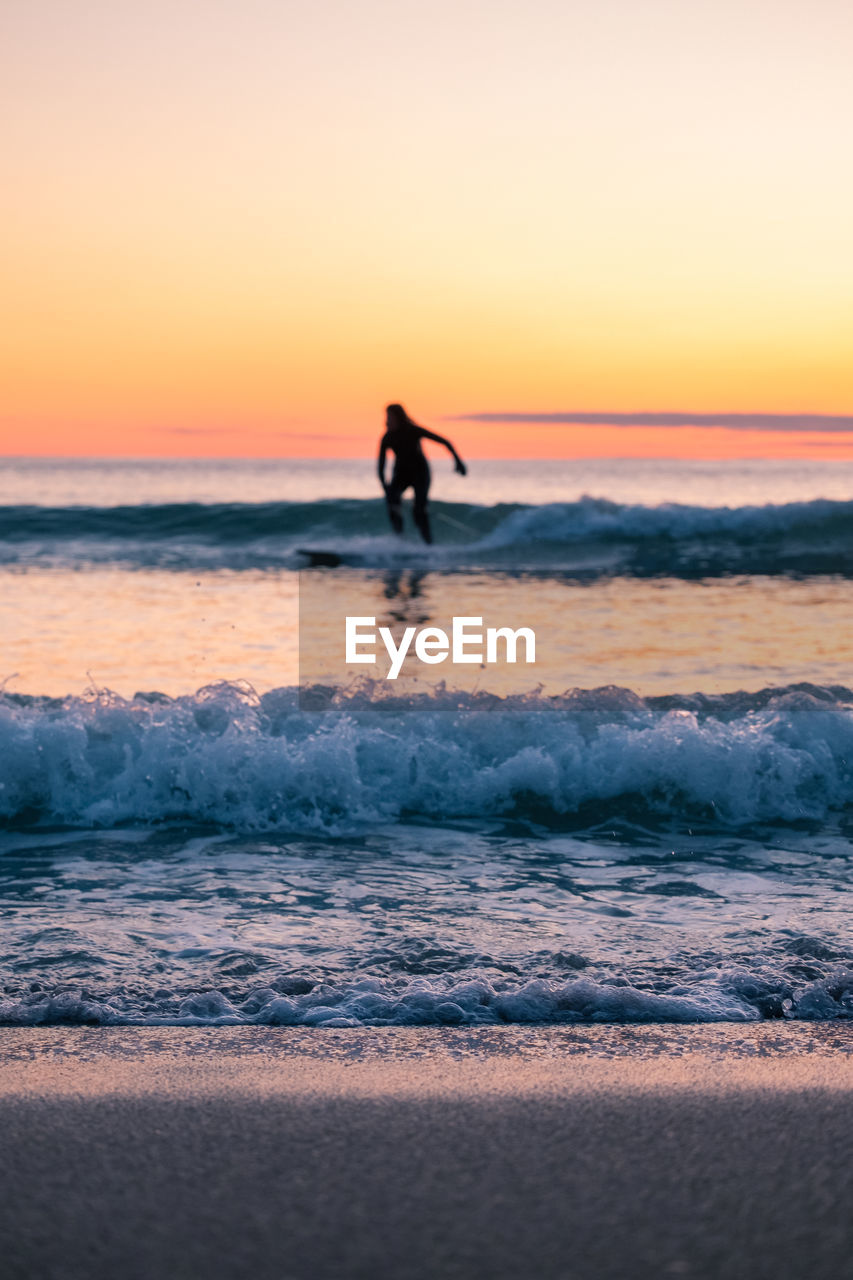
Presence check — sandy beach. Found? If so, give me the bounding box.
[2,1023,851,1280]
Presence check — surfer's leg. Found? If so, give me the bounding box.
[385,478,405,534]
[412,475,432,544]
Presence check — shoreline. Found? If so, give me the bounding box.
[3,1024,852,1279]
[3,1020,853,1093]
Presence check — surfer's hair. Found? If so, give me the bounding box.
[386,403,416,430]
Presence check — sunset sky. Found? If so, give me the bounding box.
[3,0,853,458]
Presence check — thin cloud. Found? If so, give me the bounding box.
[156,427,351,441]
[451,412,853,433]
[799,438,853,447]
[154,427,242,436]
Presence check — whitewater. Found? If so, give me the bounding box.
[1,457,852,1026]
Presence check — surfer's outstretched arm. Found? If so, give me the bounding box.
[419,429,467,475]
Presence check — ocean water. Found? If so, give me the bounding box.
[1,456,852,1026]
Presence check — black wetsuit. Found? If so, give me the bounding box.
[380,426,434,543]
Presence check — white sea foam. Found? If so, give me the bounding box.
[478,495,852,548]
[2,967,852,1027]
[2,682,852,832]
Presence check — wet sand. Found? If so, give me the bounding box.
[1,1023,852,1280]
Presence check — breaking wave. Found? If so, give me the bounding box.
[2,495,853,574]
[3,680,853,833]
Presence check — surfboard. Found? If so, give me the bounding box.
[297,547,344,567]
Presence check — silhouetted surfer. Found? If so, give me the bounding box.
[378,403,466,544]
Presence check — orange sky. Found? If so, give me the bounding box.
[3,1,853,459]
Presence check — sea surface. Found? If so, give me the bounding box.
[1,456,852,1026]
